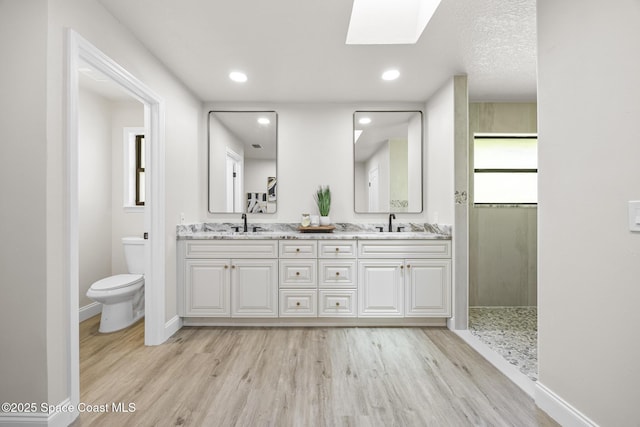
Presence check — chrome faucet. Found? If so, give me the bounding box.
[241,213,248,232]
[388,213,396,232]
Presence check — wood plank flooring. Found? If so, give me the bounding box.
[72,316,558,427]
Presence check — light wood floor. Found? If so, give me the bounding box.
[72,316,558,427]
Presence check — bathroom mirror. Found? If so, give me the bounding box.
[208,111,277,213]
[354,111,423,213]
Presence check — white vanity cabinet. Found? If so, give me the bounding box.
[178,240,278,318]
[178,235,452,323]
[357,240,451,318]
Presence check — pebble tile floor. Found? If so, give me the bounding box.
[468,306,538,381]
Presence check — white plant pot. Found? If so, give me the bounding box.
[319,216,331,226]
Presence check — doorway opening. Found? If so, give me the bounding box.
[67,29,166,411]
[468,131,539,382]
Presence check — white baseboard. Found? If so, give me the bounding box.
[450,329,536,397]
[164,315,182,340]
[0,398,77,427]
[535,382,599,427]
[79,301,101,322]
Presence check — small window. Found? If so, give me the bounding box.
[473,134,537,204]
[135,135,145,206]
[123,127,145,211]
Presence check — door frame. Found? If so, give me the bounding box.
[66,29,166,409]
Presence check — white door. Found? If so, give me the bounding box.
[405,260,452,317]
[358,260,404,317]
[231,259,278,317]
[225,149,243,212]
[368,167,379,211]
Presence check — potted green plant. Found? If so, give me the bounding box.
[314,185,331,225]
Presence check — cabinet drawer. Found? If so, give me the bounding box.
[318,290,356,317]
[279,260,317,288]
[279,240,317,258]
[358,240,451,259]
[184,240,278,259]
[279,290,317,317]
[318,240,357,258]
[318,260,356,288]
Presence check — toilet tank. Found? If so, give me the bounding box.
[122,237,145,274]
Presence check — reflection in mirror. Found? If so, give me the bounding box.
[208,111,277,213]
[354,111,423,213]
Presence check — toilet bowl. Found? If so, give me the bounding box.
[87,237,145,333]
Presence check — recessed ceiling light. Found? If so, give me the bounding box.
[382,69,400,81]
[229,71,247,83]
[359,117,372,125]
[257,117,270,125]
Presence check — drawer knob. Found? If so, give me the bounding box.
[296,248,300,252]
[335,302,340,306]
[224,265,229,269]
[407,264,411,269]
[335,272,340,276]
[335,248,340,252]
[296,271,300,276]
[296,302,301,306]
[231,265,236,269]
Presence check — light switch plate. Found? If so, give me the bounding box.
[628,201,640,231]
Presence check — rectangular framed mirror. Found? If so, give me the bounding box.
[354,111,423,213]
[208,111,278,213]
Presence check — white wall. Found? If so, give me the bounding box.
[407,112,422,212]
[78,88,113,308]
[0,0,49,405]
[110,100,144,274]
[425,80,455,225]
[537,1,640,425]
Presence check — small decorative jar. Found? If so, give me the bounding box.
[301,213,311,227]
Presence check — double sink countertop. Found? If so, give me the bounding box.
[177,222,452,240]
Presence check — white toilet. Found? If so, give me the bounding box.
[87,237,145,333]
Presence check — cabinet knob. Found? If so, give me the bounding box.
[400,265,404,269]
[335,272,340,276]
[295,248,300,252]
[224,265,229,269]
[295,271,300,276]
[335,247,340,252]
[231,265,236,269]
[407,264,411,269]
[335,302,340,306]
[296,302,301,306]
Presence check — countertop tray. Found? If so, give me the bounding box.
[297,225,336,233]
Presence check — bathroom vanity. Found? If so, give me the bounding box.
[177,224,451,326]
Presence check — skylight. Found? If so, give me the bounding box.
[346,0,442,45]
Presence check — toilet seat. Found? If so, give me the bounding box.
[91,274,144,291]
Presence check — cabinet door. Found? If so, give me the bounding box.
[405,260,451,317]
[231,259,278,317]
[358,260,404,317]
[184,259,230,317]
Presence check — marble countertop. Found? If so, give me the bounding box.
[177,222,451,240]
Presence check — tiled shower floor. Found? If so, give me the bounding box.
[468,306,538,381]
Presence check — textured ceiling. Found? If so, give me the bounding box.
[98,0,536,103]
